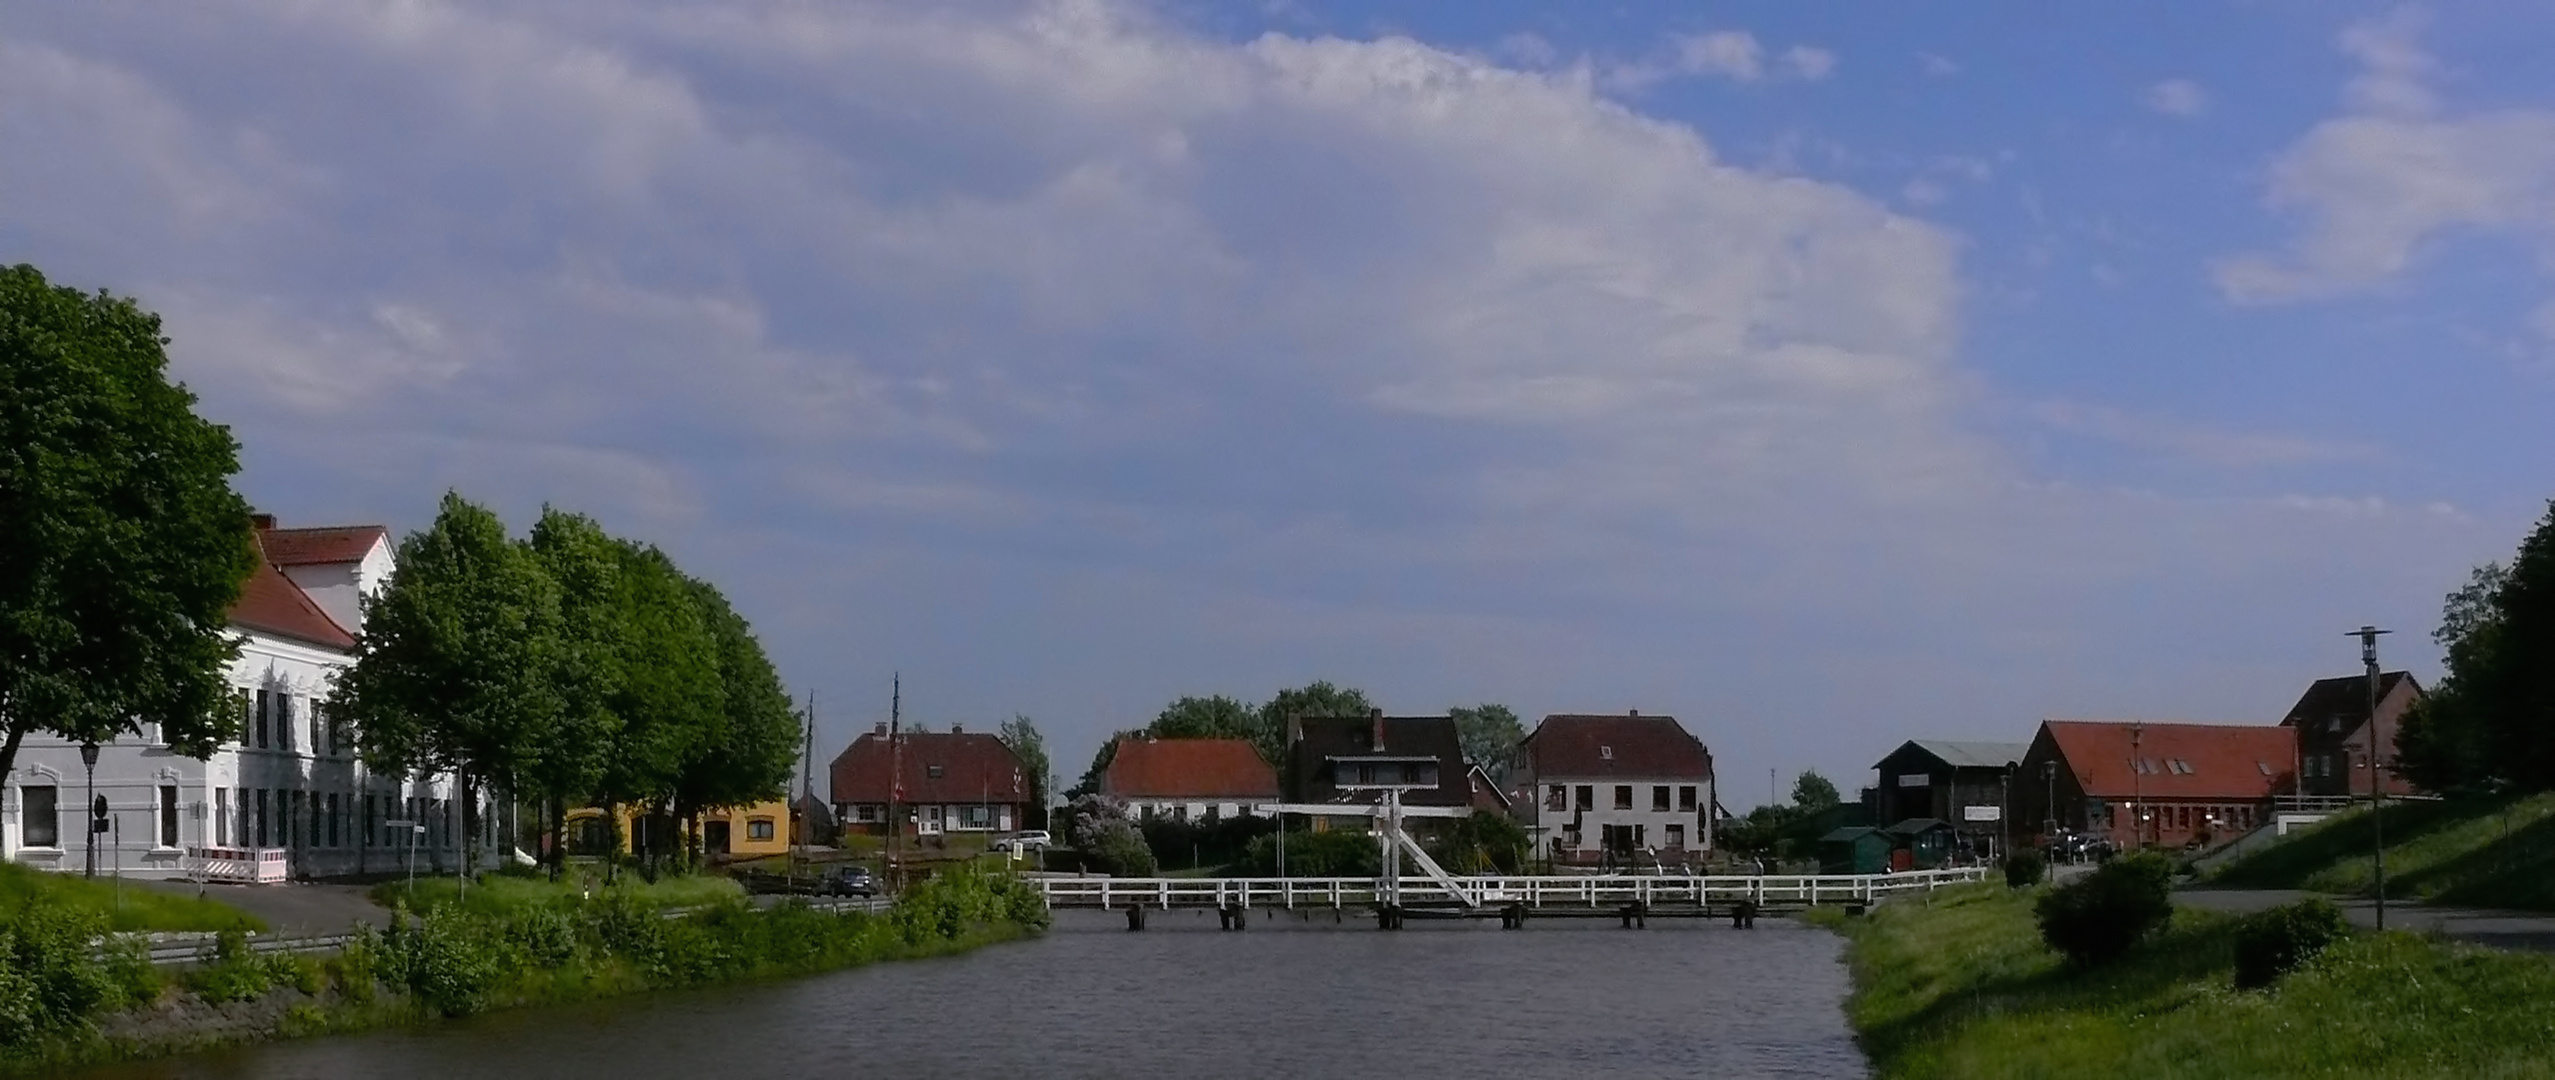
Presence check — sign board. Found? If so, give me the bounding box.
[1897,773,1930,788]
[1962,805,2003,822]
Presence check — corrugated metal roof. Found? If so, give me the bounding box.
[1905,740,2031,770]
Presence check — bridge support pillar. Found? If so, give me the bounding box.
[1377,904,1403,930]
[1732,898,1758,929]
[1126,906,1147,932]
[1500,903,1526,930]
[1218,903,1248,930]
[1620,901,1646,929]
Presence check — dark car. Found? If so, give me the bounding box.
[818,866,878,898]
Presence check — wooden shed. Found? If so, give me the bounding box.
[1818,826,1891,875]
[1884,817,1959,871]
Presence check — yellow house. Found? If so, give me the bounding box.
[562,799,792,860]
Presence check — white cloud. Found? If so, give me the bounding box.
[2024,401,2376,468]
[1917,52,1958,77]
[1675,31,1763,81]
[1781,45,1835,82]
[1605,30,1834,90]
[2215,12,2555,318]
[2144,78,2208,117]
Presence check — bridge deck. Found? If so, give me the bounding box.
[1031,868,1985,910]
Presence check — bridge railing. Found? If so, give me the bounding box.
[1030,867,1986,909]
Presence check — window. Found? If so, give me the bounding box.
[327,794,340,847]
[1574,785,1593,811]
[254,789,269,847]
[1400,762,1425,784]
[311,703,325,754]
[255,689,271,748]
[959,805,993,829]
[217,788,232,847]
[160,785,179,847]
[1665,823,1686,849]
[234,689,252,745]
[22,785,59,848]
[747,817,776,841]
[1546,785,1566,811]
[1679,786,1698,812]
[926,764,945,779]
[1613,785,1633,810]
[856,804,880,823]
[1652,786,1670,811]
[277,695,294,752]
[1599,745,1613,760]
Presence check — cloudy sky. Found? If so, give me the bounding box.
[7,1,2552,807]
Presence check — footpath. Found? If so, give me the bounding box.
[2175,885,2555,953]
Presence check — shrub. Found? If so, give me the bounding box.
[331,927,382,1004]
[2233,899,2348,989]
[188,929,276,1005]
[1231,830,1382,877]
[2003,848,2046,889]
[379,909,512,1017]
[2034,851,2174,965]
[0,901,114,1047]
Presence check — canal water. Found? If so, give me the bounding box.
[80,909,1869,1079]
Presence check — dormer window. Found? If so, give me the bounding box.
[926,764,945,779]
[1600,746,1613,760]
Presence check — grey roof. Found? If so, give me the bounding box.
[1884,817,1956,836]
[1889,740,2031,771]
[1819,826,1885,843]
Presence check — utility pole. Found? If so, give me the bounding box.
[2131,723,2144,850]
[2353,625,2392,931]
[888,673,902,895]
[81,742,100,879]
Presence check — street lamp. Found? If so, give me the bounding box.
[2041,760,2057,850]
[80,741,99,879]
[2351,625,2392,931]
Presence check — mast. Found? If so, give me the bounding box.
[889,673,902,892]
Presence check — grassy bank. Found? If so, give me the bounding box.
[1814,884,2555,1077]
[2,867,1048,1076]
[2212,792,2555,909]
[0,863,264,933]
[369,867,742,915]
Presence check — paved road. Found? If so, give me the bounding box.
[2177,886,2555,953]
[122,877,391,934]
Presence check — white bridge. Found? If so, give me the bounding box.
[1032,867,1987,913]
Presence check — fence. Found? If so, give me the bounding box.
[1032,867,1987,910]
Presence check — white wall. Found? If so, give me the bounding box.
[1529,774,1715,856]
[277,538,392,637]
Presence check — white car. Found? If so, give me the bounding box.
[994,830,1051,853]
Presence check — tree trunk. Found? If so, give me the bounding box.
[0,721,26,804]
[459,770,478,880]
[547,795,565,882]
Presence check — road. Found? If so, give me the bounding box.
[2176,885,2555,953]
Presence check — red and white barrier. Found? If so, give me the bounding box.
[186,846,286,884]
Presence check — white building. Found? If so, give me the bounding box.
[1521,712,1716,862]
[1,517,486,880]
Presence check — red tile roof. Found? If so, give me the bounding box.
[1523,714,1712,779]
[257,525,388,566]
[1103,738,1278,801]
[227,548,358,650]
[2041,720,2296,800]
[829,731,1028,806]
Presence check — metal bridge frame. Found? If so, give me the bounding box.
[1031,867,1987,911]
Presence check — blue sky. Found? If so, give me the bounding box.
[5,1,2552,807]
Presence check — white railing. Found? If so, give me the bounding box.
[186,846,286,884]
[1030,867,1986,909]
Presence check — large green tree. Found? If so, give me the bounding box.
[999,714,1052,830]
[2394,501,2555,795]
[1448,703,1525,778]
[1792,770,1843,812]
[520,508,628,870]
[0,265,258,782]
[1151,694,1256,740]
[670,576,799,858]
[1252,681,1373,765]
[589,540,722,869]
[334,492,563,874]
[2396,562,2511,794]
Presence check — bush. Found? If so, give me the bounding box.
[0,901,115,1047]
[378,909,512,1017]
[1231,829,1382,877]
[2233,899,2348,989]
[2003,848,2046,888]
[187,929,275,1005]
[2034,851,2174,965]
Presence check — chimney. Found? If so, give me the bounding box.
[1628,709,1638,718]
[952,723,964,734]
[1371,708,1385,753]
[1286,712,1303,751]
[250,513,277,531]
[873,722,887,736]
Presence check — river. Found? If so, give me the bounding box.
[78,908,1869,1079]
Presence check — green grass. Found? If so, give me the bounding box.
[2211,792,2555,909]
[1827,883,2555,1078]
[369,868,741,915]
[0,862,264,933]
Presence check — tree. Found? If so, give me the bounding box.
[670,577,799,863]
[1252,681,1373,766]
[2394,501,2555,795]
[1791,770,1843,813]
[1066,730,1139,799]
[521,508,629,872]
[0,265,258,783]
[589,541,722,872]
[1448,703,1525,778]
[1149,695,1255,740]
[334,492,563,877]
[2396,562,2511,794]
[999,714,1052,830]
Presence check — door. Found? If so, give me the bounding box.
[705,820,732,855]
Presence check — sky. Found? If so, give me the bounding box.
[5,1,2553,809]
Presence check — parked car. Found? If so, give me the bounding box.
[818,866,878,898]
[993,830,1051,853]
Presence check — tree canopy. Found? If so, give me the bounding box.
[2395,501,2555,794]
[998,714,1051,830]
[1792,770,1844,812]
[0,264,258,781]
[1448,703,1525,777]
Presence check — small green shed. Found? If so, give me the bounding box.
[1818,826,1891,875]
[1884,817,1960,870]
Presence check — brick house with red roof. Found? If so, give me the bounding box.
[1520,712,1715,862]
[2013,720,2298,850]
[829,725,1029,837]
[2282,671,2422,799]
[6,516,476,880]
[1101,736,1278,821]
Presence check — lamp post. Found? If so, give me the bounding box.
[2041,760,2057,855]
[80,741,100,879]
[2352,625,2392,931]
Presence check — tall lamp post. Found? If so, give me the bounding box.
[2041,760,2057,854]
[2352,625,2392,931]
[80,741,100,879]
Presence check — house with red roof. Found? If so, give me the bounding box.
[6,515,476,880]
[829,724,1029,837]
[1101,736,1279,821]
[1520,712,1715,863]
[2013,720,2298,851]
[2281,671,2422,799]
